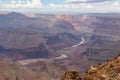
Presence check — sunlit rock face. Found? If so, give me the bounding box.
[62,70,81,80]
[81,54,120,80]
[62,54,120,80]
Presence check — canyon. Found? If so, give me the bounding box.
[0,12,120,80]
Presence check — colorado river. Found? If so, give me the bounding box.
[72,37,85,48]
[54,54,68,59]
[55,37,85,59]
[17,37,85,65]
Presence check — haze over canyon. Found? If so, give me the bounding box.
[0,12,120,80]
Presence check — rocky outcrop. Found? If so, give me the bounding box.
[81,54,120,80]
[62,70,81,80]
[62,54,120,80]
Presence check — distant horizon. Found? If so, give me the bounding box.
[0,0,120,13]
[0,10,120,15]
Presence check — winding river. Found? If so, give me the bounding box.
[54,37,85,59]
[17,37,85,65]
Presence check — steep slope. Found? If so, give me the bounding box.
[62,54,120,80]
[0,28,45,49]
[81,54,120,80]
[0,43,58,61]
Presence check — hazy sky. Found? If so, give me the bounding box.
[0,0,120,13]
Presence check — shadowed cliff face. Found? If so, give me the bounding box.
[0,31,80,60]
[0,43,57,61]
[46,32,80,50]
